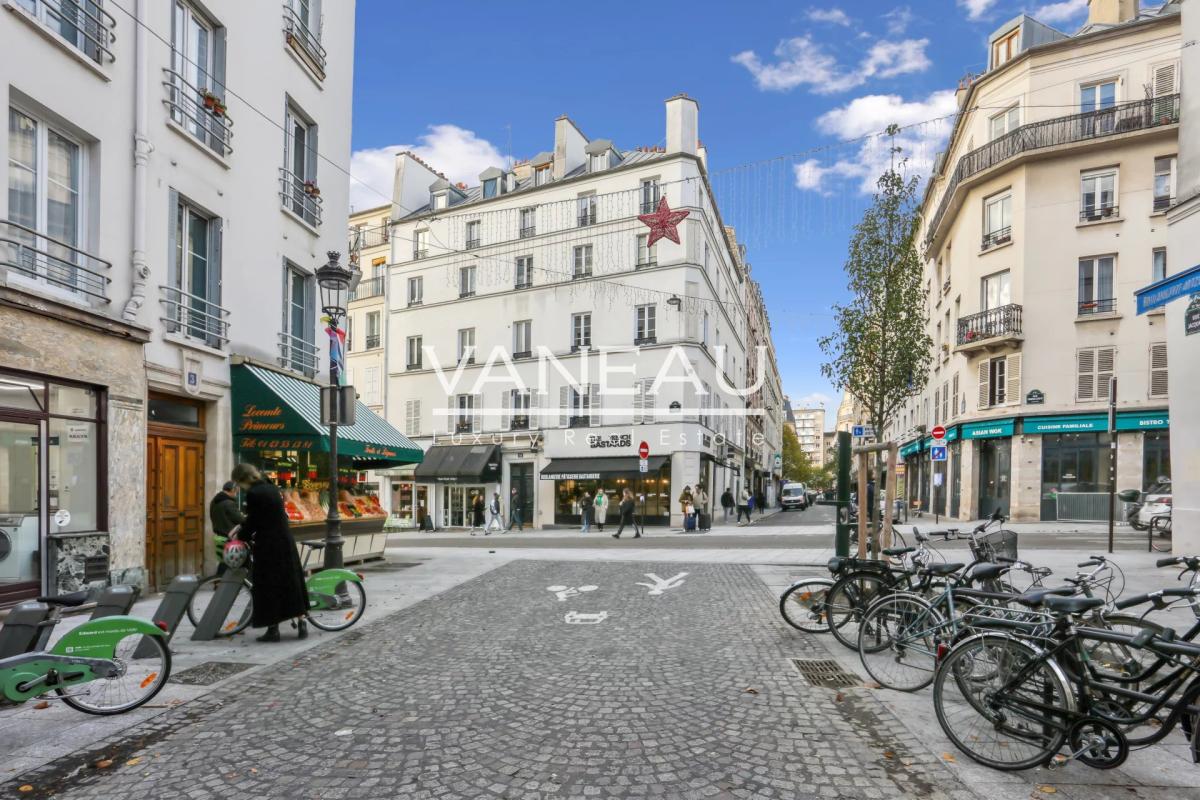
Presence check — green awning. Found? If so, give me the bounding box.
[230,363,423,468]
[1115,410,1168,431]
[899,440,923,459]
[961,418,1015,440]
[1022,414,1108,434]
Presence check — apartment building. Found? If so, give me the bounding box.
[379,96,763,529]
[745,270,785,503]
[0,0,371,603]
[791,404,826,466]
[888,0,1180,522]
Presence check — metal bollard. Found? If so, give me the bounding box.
[133,575,198,657]
[191,567,250,641]
[89,584,141,619]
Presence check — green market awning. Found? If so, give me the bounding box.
[961,419,1015,440]
[230,363,423,468]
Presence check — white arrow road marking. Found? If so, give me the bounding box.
[635,572,689,596]
[547,584,598,602]
[564,610,608,625]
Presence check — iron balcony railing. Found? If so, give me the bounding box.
[159,284,230,346]
[514,279,532,290]
[1078,297,1115,315]
[510,415,530,430]
[351,275,385,301]
[519,224,536,239]
[577,209,597,227]
[981,226,1011,250]
[573,268,592,279]
[19,0,116,64]
[1154,194,1174,213]
[925,94,1180,252]
[0,219,111,302]
[1080,203,1118,223]
[364,334,381,350]
[278,332,318,375]
[279,168,323,227]
[636,256,657,269]
[282,4,327,77]
[641,199,659,214]
[162,68,234,157]
[956,303,1022,346]
[465,236,480,250]
[412,247,428,260]
[348,225,388,252]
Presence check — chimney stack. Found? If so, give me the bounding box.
[1086,0,1139,26]
[553,115,587,180]
[665,94,699,156]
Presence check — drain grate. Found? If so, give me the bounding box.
[791,658,862,688]
[170,661,258,686]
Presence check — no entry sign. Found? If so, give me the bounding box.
[931,425,946,441]
[638,441,650,459]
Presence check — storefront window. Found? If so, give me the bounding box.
[552,465,672,525]
[1143,432,1170,490]
[0,375,45,413]
[48,418,98,533]
[1041,432,1110,519]
[235,448,386,525]
[0,419,41,586]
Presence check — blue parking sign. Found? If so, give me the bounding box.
[930,445,948,462]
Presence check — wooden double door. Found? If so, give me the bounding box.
[145,433,205,590]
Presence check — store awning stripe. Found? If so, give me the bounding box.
[540,456,668,480]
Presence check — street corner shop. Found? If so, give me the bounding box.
[899,410,1169,522]
[230,363,422,557]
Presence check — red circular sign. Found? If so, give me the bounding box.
[931,425,947,440]
[638,441,650,459]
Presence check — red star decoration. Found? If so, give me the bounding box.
[637,196,690,248]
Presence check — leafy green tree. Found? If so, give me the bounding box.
[780,425,809,483]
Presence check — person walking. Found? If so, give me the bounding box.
[505,486,524,532]
[738,487,752,526]
[694,486,710,531]
[612,488,641,539]
[720,488,735,523]
[755,488,767,517]
[230,464,308,643]
[469,492,485,534]
[594,489,608,532]
[209,480,244,576]
[486,491,504,534]
[580,491,593,533]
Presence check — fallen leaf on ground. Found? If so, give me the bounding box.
[1035,786,1057,795]
[835,692,845,702]
[866,682,883,689]
[941,753,956,763]
[94,759,113,769]
[743,688,759,695]
[250,768,258,775]
[125,758,141,767]
[18,786,32,793]
[33,701,50,710]
[882,751,895,759]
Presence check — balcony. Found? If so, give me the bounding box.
[14,0,115,64]
[455,419,474,434]
[351,275,385,301]
[282,4,327,79]
[980,226,1011,251]
[162,69,233,157]
[279,168,323,228]
[1078,297,1115,316]
[348,225,388,252]
[1153,194,1174,213]
[955,303,1023,353]
[364,334,381,350]
[159,285,230,347]
[412,248,429,261]
[569,415,590,428]
[510,415,530,430]
[465,236,481,250]
[278,332,318,376]
[1079,203,1118,223]
[924,94,1179,253]
[0,219,111,304]
[577,210,597,227]
[634,335,657,346]
[519,225,536,239]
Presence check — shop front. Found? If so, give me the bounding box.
[230,364,422,560]
[541,456,672,526]
[961,419,1015,518]
[412,443,502,528]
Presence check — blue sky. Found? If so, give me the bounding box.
[349,0,1095,427]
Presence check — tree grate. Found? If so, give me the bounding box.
[170,661,258,686]
[790,658,862,688]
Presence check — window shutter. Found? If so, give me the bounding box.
[472,394,482,433]
[411,400,422,437]
[446,398,455,434]
[166,191,180,333]
[951,373,959,418]
[977,360,990,409]
[559,386,569,428]
[207,218,224,348]
[1005,354,1021,405]
[633,379,644,425]
[1153,63,1178,120]
[1076,348,1096,401]
[643,381,656,424]
[1097,347,1115,399]
[589,383,601,426]
[933,388,939,425]
[1147,343,1166,398]
[501,390,511,431]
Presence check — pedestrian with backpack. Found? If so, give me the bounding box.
[720,488,735,523]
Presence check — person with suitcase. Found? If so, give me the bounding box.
[694,487,710,531]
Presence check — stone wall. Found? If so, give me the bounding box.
[1011,435,1042,522]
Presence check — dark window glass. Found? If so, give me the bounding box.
[148,397,201,427]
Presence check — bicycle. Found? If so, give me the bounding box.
[0,593,171,715]
[932,591,1200,771]
[187,541,367,634]
[1150,512,1172,553]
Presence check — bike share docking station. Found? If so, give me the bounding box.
[189,568,250,641]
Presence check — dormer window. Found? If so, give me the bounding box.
[590,153,607,172]
[534,166,551,186]
[992,28,1018,69]
[432,192,448,210]
[483,178,498,198]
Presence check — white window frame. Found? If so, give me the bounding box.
[406,335,422,368]
[1153,155,1177,212]
[534,166,551,186]
[980,270,1011,310]
[519,207,535,237]
[407,275,423,306]
[1077,255,1115,316]
[983,192,1012,245]
[515,255,532,288]
[413,229,428,259]
[636,233,656,267]
[459,265,476,297]
[1080,168,1118,219]
[1152,247,1167,283]
[573,245,593,278]
[571,312,591,350]
[589,153,607,172]
[577,193,597,227]
[457,327,475,364]
[465,220,480,248]
[1080,79,1118,113]
[988,105,1019,140]
[635,304,656,342]
[513,319,532,356]
[6,105,85,257]
[640,178,660,213]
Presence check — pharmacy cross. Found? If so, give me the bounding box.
[635,572,689,596]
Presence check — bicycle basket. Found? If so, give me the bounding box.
[970,529,1018,562]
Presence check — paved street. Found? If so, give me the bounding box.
[5,559,975,800]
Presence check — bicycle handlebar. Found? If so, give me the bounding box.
[1157,555,1200,570]
[1114,587,1199,611]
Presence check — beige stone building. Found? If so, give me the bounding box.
[887,0,1180,522]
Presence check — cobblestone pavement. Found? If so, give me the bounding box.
[3,561,980,800]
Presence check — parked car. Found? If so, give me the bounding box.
[780,483,808,511]
[1121,478,1171,530]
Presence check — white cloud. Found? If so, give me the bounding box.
[1030,0,1088,24]
[959,0,999,20]
[806,7,851,25]
[796,392,834,408]
[883,6,914,36]
[796,90,959,193]
[348,124,509,212]
[732,36,931,93]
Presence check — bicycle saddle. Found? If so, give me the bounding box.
[301,541,326,549]
[882,546,916,557]
[36,591,90,607]
[1016,586,1076,606]
[1041,595,1104,615]
[966,563,1007,584]
[925,562,965,577]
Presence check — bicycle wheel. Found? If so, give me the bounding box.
[306,579,366,632]
[1150,519,1172,552]
[859,593,945,691]
[779,578,834,633]
[186,575,253,636]
[934,634,1071,770]
[58,632,171,715]
[1086,614,1166,684]
[826,572,890,650]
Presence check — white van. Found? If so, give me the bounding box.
[780,482,808,511]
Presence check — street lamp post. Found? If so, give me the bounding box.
[315,251,356,570]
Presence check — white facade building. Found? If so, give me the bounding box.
[1,0,358,601]
[791,405,826,466]
[380,96,765,529]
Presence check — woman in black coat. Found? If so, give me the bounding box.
[232,464,310,642]
[611,488,641,539]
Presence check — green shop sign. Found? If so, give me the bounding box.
[1022,414,1107,434]
[1115,411,1168,431]
[961,419,1014,440]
